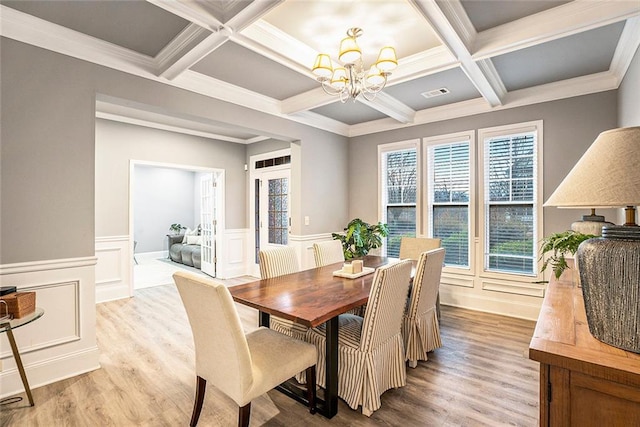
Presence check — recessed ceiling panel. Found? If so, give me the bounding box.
[385,68,481,110]
[493,22,625,91]
[311,101,389,125]
[3,0,189,57]
[192,41,318,100]
[261,0,441,65]
[459,0,570,32]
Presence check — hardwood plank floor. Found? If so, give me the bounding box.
[1,280,539,426]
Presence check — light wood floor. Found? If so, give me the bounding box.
[1,279,540,426]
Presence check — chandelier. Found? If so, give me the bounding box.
[311,27,398,103]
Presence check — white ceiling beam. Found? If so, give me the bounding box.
[473,1,640,60]
[610,16,640,85]
[358,93,416,124]
[150,0,284,80]
[410,0,505,107]
[158,28,232,80]
[145,0,225,32]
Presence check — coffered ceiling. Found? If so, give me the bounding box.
[1,0,639,142]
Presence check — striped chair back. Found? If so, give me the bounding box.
[312,240,345,267]
[409,248,445,318]
[399,237,441,260]
[259,246,299,279]
[359,259,413,352]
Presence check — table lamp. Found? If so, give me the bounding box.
[544,126,640,353]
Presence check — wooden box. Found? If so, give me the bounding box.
[0,292,36,319]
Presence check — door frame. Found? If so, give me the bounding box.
[249,149,291,277]
[128,160,224,294]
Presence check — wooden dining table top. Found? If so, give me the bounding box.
[228,255,394,328]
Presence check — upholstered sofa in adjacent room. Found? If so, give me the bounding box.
[168,233,202,269]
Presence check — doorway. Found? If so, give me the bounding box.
[130,161,224,290]
[249,149,291,276]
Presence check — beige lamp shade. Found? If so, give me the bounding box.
[312,54,333,78]
[330,67,347,89]
[338,36,361,63]
[544,127,640,208]
[366,65,385,86]
[375,46,398,72]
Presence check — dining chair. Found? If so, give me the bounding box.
[306,259,413,416]
[399,236,443,319]
[258,247,310,341]
[402,248,445,368]
[398,236,442,260]
[312,240,345,267]
[173,271,317,427]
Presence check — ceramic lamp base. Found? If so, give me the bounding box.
[578,225,640,353]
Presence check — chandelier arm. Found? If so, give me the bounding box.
[320,81,343,96]
[361,90,377,102]
[361,73,388,94]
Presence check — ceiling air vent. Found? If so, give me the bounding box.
[421,87,450,98]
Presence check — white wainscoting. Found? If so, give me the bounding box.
[0,257,100,398]
[216,229,250,279]
[439,273,544,321]
[95,236,132,303]
[289,233,334,270]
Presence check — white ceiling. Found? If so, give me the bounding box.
[2,0,639,143]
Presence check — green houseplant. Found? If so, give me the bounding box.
[332,218,389,260]
[169,223,186,234]
[539,230,596,280]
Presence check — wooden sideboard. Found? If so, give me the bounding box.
[529,276,640,426]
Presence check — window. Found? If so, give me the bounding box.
[425,133,473,269]
[379,141,418,257]
[480,122,542,276]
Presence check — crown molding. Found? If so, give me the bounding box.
[473,0,640,60]
[0,5,156,74]
[349,71,620,137]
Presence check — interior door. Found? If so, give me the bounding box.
[257,169,291,254]
[200,173,216,277]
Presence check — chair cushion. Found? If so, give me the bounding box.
[181,245,196,266]
[308,313,363,349]
[242,327,316,406]
[169,243,184,262]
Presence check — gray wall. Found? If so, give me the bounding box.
[1,37,349,264]
[618,45,640,127]
[348,91,620,236]
[95,119,245,236]
[133,165,196,253]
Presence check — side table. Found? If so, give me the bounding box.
[0,308,45,406]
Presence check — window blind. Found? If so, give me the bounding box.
[383,149,417,257]
[428,141,470,267]
[484,132,536,274]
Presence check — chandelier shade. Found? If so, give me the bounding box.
[311,27,397,103]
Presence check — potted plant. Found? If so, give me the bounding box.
[539,230,596,281]
[169,223,186,235]
[332,218,389,260]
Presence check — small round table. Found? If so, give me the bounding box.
[0,308,44,406]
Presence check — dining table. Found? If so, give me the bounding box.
[228,255,394,418]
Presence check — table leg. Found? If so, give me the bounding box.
[5,327,34,406]
[324,316,338,418]
[259,311,270,328]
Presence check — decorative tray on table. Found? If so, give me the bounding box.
[332,267,375,279]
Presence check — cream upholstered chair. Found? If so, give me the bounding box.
[258,247,309,341]
[402,248,445,368]
[306,259,413,417]
[174,271,317,427]
[399,236,443,319]
[312,240,345,267]
[398,237,442,260]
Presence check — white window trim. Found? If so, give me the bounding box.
[378,139,421,256]
[423,130,476,277]
[477,120,544,284]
